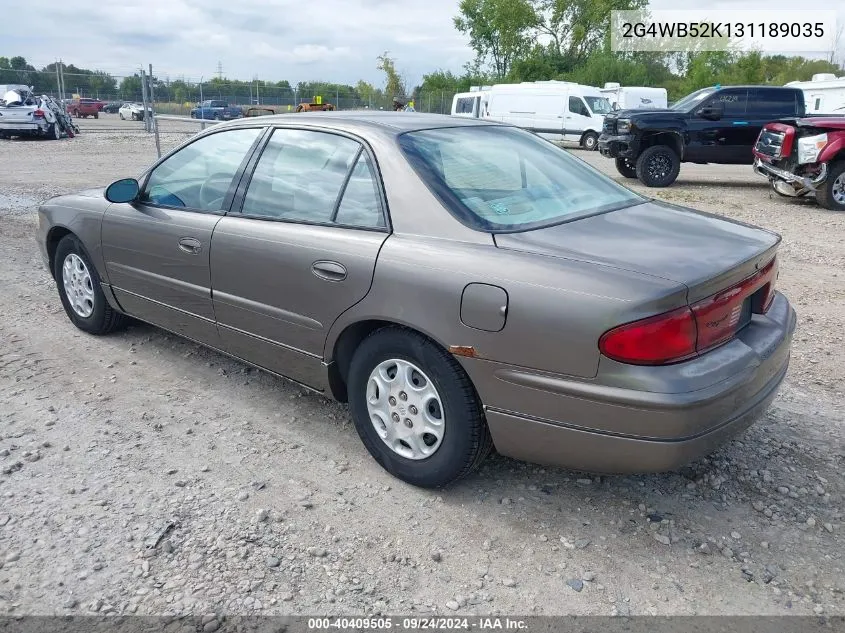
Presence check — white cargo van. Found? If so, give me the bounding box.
[785,74,845,115]
[482,81,612,149]
[600,83,668,110]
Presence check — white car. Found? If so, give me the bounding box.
[118,103,151,121]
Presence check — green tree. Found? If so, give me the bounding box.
[377,52,405,100]
[454,0,536,78]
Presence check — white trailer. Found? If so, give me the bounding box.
[450,87,490,119]
[481,81,612,149]
[599,83,668,110]
[785,74,845,115]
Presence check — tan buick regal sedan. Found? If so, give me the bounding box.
[36,112,796,488]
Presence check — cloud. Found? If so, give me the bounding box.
[4,0,473,86]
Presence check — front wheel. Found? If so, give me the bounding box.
[54,235,127,335]
[615,156,638,178]
[131,113,138,121]
[636,145,681,187]
[119,113,125,120]
[581,132,598,151]
[815,161,845,211]
[47,123,61,140]
[347,327,493,488]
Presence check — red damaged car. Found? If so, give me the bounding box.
[753,117,845,211]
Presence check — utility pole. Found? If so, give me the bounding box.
[54,60,61,99]
[148,64,158,144]
[140,68,150,132]
[216,61,223,80]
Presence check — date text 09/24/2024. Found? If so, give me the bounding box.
[307,617,528,630]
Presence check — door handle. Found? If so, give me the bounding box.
[312,260,347,282]
[178,237,202,254]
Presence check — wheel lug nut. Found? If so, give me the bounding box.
[404,418,413,428]
[391,412,400,423]
[399,392,407,401]
[409,405,418,415]
[388,396,396,406]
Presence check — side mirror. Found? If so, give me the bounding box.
[697,103,723,120]
[105,178,140,204]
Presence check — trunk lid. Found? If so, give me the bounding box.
[0,105,39,124]
[494,201,779,303]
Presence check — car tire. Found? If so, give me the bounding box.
[119,113,125,120]
[347,326,493,488]
[581,132,599,151]
[54,235,127,335]
[636,145,681,187]
[94,112,98,119]
[815,161,845,212]
[615,156,638,178]
[131,113,138,121]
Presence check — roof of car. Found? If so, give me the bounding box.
[224,111,499,134]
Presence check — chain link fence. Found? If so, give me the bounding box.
[1,68,456,115]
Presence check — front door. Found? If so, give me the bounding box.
[209,127,389,389]
[688,89,750,164]
[100,126,264,346]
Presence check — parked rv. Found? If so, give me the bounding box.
[600,83,668,110]
[785,73,845,115]
[481,81,612,149]
[451,87,489,119]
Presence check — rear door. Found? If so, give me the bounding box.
[210,127,389,389]
[745,88,800,161]
[101,126,264,346]
[565,95,592,142]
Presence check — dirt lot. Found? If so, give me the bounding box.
[0,115,843,619]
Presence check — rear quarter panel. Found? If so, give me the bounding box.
[325,235,686,379]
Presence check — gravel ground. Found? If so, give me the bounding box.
[0,116,843,619]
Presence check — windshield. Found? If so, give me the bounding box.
[671,88,716,111]
[398,126,643,233]
[584,96,612,115]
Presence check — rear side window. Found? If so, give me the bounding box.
[240,128,384,228]
[712,89,748,116]
[455,97,475,114]
[748,89,796,117]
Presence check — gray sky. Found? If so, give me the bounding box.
[3,0,842,87]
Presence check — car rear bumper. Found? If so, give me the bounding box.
[598,133,638,159]
[460,292,796,473]
[0,122,46,132]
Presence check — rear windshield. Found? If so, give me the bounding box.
[398,126,643,232]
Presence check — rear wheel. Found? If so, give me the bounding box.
[581,131,599,151]
[636,144,681,187]
[815,161,845,211]
[54,235,127,335]
[615,156,638,178]
[347,327,493,488]
[49,123,61,140]
[119,113,125,120]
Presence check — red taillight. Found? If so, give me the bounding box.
[600,257,778,365]
[32,109,45,118]
[599,306,698,366]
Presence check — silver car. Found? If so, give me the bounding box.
[36,113,796,488]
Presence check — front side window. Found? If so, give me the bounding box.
[141,128,262,211]
[240,129,362,224]
[569,96,590,117]
[399,126,642,232]
[671,87,716,111]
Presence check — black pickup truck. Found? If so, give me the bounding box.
[598,85,806,187]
